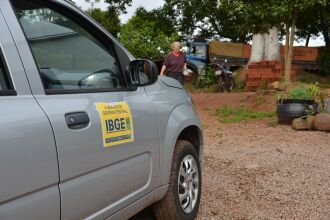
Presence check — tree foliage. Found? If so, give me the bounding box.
[104,0,132,14]
[295,1,330,47]
[235,0,325,82]
[318,2,330,47]
[88,8,120,38]
[164,0,250,42]
[119,7,181,59]
[76,0,330,75]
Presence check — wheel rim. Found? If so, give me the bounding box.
[178,155,199,214]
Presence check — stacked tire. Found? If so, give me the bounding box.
[276,99,316,124]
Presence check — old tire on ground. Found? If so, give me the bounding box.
[153,140,201,220]
[276,99,315,124]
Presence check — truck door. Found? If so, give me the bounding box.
[0,6,60,219]
[6,0,160,219]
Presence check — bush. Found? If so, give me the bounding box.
[194,66,217,89]
[276,83,321,101]
[287,85,313,100]
[233,68,246,89]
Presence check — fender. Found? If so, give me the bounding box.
[159,103,204,186]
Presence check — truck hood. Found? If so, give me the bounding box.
[159,76,184,90]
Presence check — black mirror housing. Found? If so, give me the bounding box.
[127,59,158,87]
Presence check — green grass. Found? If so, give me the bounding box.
[297,71,330,88]
[217,106,276,123]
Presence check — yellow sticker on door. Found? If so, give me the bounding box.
[95,102,134,147]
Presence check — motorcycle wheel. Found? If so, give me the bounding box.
[226,77,234,93]
[218,76,224,92]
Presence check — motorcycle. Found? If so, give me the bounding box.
[212,62,234,92]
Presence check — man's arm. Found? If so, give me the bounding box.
[160,65,167,76]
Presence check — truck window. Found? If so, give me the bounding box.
[0,51,14,94]
[11,0,126,92]
[195,45,206,56]
[190,44,206,57]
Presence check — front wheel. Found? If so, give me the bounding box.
[218,76,225,92]
[153,140,201,220]
[226,76,234,93]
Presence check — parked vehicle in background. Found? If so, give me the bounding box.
[186,39,320,82]
[186,40,248,82]
[213,62,234,92]
[0,0,204,219]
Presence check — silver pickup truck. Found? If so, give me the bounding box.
[0,0,203,219]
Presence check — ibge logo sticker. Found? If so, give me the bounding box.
[95,102,134,147]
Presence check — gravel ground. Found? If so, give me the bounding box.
[134,92,330,220]
[196,92,330,220]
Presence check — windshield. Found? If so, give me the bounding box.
[189,44,207,57]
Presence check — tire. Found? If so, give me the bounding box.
[276,99,316,124]
[218,76,224,92]
[153,140,201,220]
[226,77,234,93]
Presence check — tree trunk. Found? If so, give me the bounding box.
[284,22,291,82]
[264,26,280,61]
[284,16,297,83]
[322,27,330,47]
[320,11,330,47]
[305,32,311,47]
[287,22,296,80]
[249,33,265,63]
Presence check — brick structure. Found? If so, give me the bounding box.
[245,61,299,91]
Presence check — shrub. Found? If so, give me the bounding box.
[194,66,217,89]
[287,85,313,100]
[233,68,246,89]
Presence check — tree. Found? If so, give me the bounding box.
[119,7,181,59]
[241,0,325,82]
[88,8,120,38]
[163,0,250,42]
[105,0,132,14]
[295,8,320,47]
[293,1,330,75]
[277,0,325,82]
[319,2,330,47]
[296,1,330,47]
[167,0,327,82]
[249,27,280,63]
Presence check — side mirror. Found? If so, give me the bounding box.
[127,59,158,87]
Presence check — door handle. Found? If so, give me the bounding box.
[65,112,90,129]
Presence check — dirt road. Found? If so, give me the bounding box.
[196,92,330,219]
[135,92,330,219]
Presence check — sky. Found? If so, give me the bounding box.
[73,0,165,23]
[73,0,325,46]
